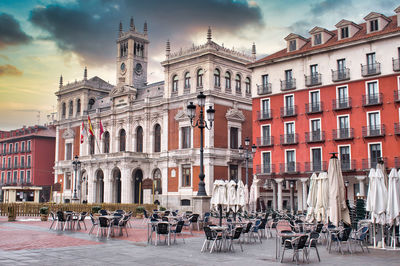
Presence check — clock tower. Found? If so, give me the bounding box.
[116,18,149,88]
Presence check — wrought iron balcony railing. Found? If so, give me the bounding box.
[280,106,297,118]
[305,102,323,114]
[257,84,272,95]
[280,78,296,91]
[362,157,387,169]
[332,68,350,82]
[256,136,274,147]
[305,131,325,143]
[305,74,322,87]
[280,134,299,145]
[304,161,327,172]
[332,98,352,110]
[332,128,354,140]
[340,159,356,171]
[256,164,275,175]
[362,124,385,138]
[257,110,272,120]
[362,93,383,106]
[279,162,300,173]
[361,62,381,76]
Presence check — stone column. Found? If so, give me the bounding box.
[276,178,283,211]
[356,176,366,197]
[301,178,308,211]
[272,181,277,210]
[121,166,132,203]
[103,168,113,203]
[296,181,302,212]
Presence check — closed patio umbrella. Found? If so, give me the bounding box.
[376,160,388,188]
[227,180,238,212]
[249,177,260,212]
[327,154,351,227]
[386,168,400,248]
[366,168,376,213]
[244,183,249,211]
[306,173,318,223]
[315,172,329,223]
[237,180,246,210]
[372,168,388,248]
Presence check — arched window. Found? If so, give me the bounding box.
[197,69,203,88]
[214,69,220,88]
[153,168,162,194]
[88,98,95,110]
[245,77,251,94]
[76,99,81,115]
[235,74,241,93]
[62,102,66,118]
[136,126,143,152]
[89,135,95,155]
[69,100,73,116]
[103,131,110,153]
[225,72,231,90]
[119,129,126,152]
[172,75,178,92]
[154,124,161,152]
[184,72,190,89]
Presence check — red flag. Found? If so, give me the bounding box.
[80,121,87,144]
[99,120,104,140]
[88,116,94,136]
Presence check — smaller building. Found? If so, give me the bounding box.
[0,125,56,202]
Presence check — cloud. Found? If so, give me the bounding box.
[310,0,352,15]
[0,13,32,49]
[0,64,23,76]
[28,0,264,66]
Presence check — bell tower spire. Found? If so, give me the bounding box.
[59,75,63,88]
[207,26,212,43]
[143,21,148,35]
[130,17,135,31]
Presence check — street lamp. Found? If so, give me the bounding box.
[187,91,215,196]
[239,137,256,186]
[344,180,349,201]
[72,155,81,202]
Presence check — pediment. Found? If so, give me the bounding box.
[284,33,307,41]
[309,26,333,35]
[110,85,137,99]
[364,12,390,22]
[225,108,245,123]
[335,19,361,29]
[62,128,75,139]
[174,109,189,122]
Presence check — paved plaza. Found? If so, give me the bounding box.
[0,217,399,265]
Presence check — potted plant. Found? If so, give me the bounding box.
[92,206,101,216]
[39,207,49,221]
[136,206,145,218]
[8,205,16,222]
[159,206,166,211]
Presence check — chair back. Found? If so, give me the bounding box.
[152,213,160,220]
[175,220,185,233]
[190,214,199,223]
[99,217,110,228]
[90,214,97,225]
[115,209,124,214]
[359,226,368,240]
[340,227,352,241]
[297,235,309,249]
[172,211,177,216]
[315,223,323,233]
[143,209,149,218]
[164,210,170,216]
[243,222,253,233]
[119,215,130,227]
[232,227,243,240]
[309,231,319,247]
[162,216,169,221]
[57,211,65,222]
[203,226,216,240]
[50,212,56,220]
[258,219,267,229]
[99,209,108,216]
[79,212,87,221]
[157,222,169,234]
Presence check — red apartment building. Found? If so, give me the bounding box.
[0,125,56,202]
[249,7,400,212]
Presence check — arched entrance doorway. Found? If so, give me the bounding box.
[95,169,104,203]
[133,169,143,204]
[112,168,122,203]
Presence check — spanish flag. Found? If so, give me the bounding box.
[88,116,94,136]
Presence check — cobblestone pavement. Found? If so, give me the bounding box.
[0,217,399,265]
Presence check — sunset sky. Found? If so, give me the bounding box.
[0,0,398,130]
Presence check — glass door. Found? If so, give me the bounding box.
[339,146,350,170]
[312,148,322,171]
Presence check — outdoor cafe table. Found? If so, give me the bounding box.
[275,231,307,260]
[99,215,123,237]
[147,220,177,245]
[209,225,230,252]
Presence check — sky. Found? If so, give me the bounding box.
[0,0,398,130]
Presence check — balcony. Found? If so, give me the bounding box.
[305,131,325,143]
[304,161,327,172]
[332,98,352,111]
[280,134,299,145]
[362,124,385,138]
[362,157,387,169]
[256,164,275,175]
[257,84,272,95]
[331,68,350,82]
[332,128,354,140]
[361,62,381,77]
[394,90,400,103]
[256,136,274,147]
[280,106,297,118]
[257,110,272,120]
[280,78,296,91]
[362,93,383,106]
[393,58,400,72]
[394,123,400,135]
[279,162,300,173]
[340,160,356,171]
[305,74,322,87]
[305,102,323,114]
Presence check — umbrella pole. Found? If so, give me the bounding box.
[219,204,222,227]
[373,222,376,248]
[382,225,385,249]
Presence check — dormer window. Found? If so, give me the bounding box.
[341,27,349,38]
[314,33,321,45]
[289,40,296,51]
[370,19,379,32]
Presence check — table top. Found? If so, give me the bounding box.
[277,231,306,237]
[209,225,229,231]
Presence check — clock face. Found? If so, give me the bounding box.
[120,63,126,74]
[135,63,143,75]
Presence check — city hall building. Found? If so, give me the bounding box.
[249,7,400,212]
[53,20,254,209]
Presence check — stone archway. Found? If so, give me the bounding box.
[95,169,104,203]
[112,168,122,203]
[132,169,143,204]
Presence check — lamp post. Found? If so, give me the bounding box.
[289,180,295,214]
[344,180,349,202]
[72,155,81,202]
[239,137,256,186]
[187,91,215,196]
